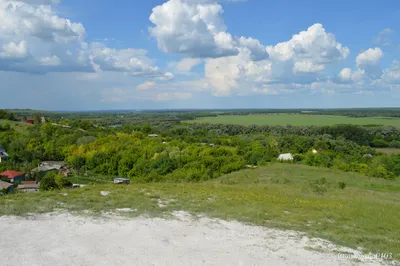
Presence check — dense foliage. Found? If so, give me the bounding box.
[0,109,399,183]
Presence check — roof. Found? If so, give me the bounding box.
[0,151,9,157]
[18,184,39,190]
[0,180,13,189]
[0,170,25,179]
[114,177,130,181]
[278,153,294,160]
[32,161,64,172]
[32,165,60,172]
[41,161,65,167]
[21,181,37,185]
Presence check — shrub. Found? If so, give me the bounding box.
[389,140,400,148]
[369,166,396,180]
[293,154,305,162]
[39,175,59,191]
[371,138,389,148]
[309,177,328,195]
[55,174,72,188]
[338,182,346,189]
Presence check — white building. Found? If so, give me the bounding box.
[278,153,294,161]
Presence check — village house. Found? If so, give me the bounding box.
[114,177,130,184]
[32,161,67,176]
[0,146,9,163]
[17,181,39,193]
[0,180,15,195]
[277,153,294,161]
[25,116,35,125]
[60,167,73,177]
[0,170,26,183]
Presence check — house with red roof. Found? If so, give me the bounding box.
[0,170,26,184]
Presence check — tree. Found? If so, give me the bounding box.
[39,172,59,191]
[55,173,72,188]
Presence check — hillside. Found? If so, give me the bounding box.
[0,119,33,134]
[1,163,399,260]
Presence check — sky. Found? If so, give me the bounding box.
[0,0,399,111]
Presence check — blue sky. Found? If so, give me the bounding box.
[0,0,399,110]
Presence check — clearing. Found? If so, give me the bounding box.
[0,119,32,134]
[187,114,400,127]
[376,148,400,155]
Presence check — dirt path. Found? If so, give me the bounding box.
[0,212,389,266]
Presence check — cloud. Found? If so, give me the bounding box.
[101,86,193,103]
[252,86,279,95]
[136,81,156,90]
[267,24,349,73]
[157,72,174,80]
[171,58,203,73]
[149,0,267,60]
[355,47,383,78]
[149,0,237,58]
[374,28,395,46]
[382,60,400,84]
[182,0,247,3]
[338,68,352,81]
[0,0,167,77]
[205,23,349,96]
[155,92,192,101]
[19,0,60,4]
[39,55,60,66]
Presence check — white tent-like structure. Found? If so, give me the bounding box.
[278,153,294,161]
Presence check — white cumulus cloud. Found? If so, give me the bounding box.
[149,0,268,60]
[355,47,384,78]
[0,0,167,78]
[205,23,349,96]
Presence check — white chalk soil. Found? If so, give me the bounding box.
[0,212,391,266]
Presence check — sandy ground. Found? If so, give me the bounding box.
[0,211,390,266]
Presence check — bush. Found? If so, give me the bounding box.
[55,174,72,188]
[39,174,59,191]
[293,154,304,162]
[371,138,389,148]
[369,166,396,180]
[389,140,400,148]
[338,182,346,189]
[309,177,328,195]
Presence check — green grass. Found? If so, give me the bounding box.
[187,114,400,127]
[376,148,400,155]
[0,119,33,134]
[1,163,400,260]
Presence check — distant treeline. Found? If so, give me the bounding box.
[216,108,400,118]
[184,123,400,148]
[0,110,17,121]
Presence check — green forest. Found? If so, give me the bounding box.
[1,109,400,183]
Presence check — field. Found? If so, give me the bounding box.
[187,114,400,127]
[376,148,400,155]
[2,163,399,260]
[0,119,32,134]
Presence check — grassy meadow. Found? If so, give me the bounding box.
[376,148,400,155]
[187,114,400,127]
[1,163,399,260]
[0,119,32,134]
